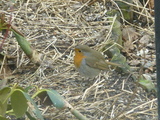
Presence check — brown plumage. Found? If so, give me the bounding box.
[74,45,120,78]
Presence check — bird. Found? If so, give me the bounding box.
[74,45,121,78]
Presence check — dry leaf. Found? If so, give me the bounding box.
[122,27,139,41]
[123,40,134,52]
[122,27,139,52]
[129,59,140,66]
[148,0,154,15]
[139,35,151,45]
[149,0,154,9]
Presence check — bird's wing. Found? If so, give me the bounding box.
[85,56,108,70]
[85,56,121,70]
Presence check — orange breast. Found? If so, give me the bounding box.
[74,49,86,68]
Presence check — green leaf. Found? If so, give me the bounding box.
[0,87,11,102]
[35,89,66,109]
[0,101,5,116]
[107,47,131,73]
[0,115,8,120]
[12,30,32,57]
[11,90,28,118]
[138,75,156,92]
[47,90,66,109]
[0,87,11,116]
[23,92,44,120]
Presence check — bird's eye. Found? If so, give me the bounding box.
[78,50,81,52]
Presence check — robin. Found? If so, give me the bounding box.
[74,45,121,78]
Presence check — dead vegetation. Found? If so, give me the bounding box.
[0,0,156,119]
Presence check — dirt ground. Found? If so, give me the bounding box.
[1,0,157,120]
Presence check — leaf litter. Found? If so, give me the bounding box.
[0,0,157,119]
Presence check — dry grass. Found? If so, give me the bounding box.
[1,0,156,120]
